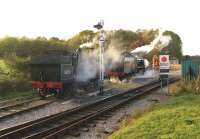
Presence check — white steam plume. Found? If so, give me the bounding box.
[76,39,123,82]
[79,42,94,48]
[131,29,171,54]
[76,49,99,81]
[104,40,123,70]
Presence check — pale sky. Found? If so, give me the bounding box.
[0,0,199,55]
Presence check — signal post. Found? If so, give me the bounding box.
[94,20,105,95]
[159,54,170,94]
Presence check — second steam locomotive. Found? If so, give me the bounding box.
[106,52,146,80]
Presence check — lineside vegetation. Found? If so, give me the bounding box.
[109,78,200,139]
[0,29,182,99]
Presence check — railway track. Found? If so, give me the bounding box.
[0,95,39,108]
[0,97,56,120]
[0,97,39,111]
[0,78,179,139]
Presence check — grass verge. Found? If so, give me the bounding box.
[108,93,200,139]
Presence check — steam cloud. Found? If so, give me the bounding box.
[76,29,172,82]
[104,40,123,70]
[76,49,99,81]
[76,39,122,82]
[79,42,94,48]
[131,29,172,54]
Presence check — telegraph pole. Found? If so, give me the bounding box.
[94,20,105,95]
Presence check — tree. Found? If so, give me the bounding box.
[163,31,183,60]
[0,37,19,57]
[112,29,140,51]
[67,30,96,49]
[137,29,158,44]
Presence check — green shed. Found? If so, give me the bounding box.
[182,59,200,80]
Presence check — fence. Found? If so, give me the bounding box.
[182,59,200,80]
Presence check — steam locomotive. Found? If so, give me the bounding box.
[30,50,78,98]
[30,50,146,97]
[106,52,146,80]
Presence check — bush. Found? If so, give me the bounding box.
[170,78,199,96]
[0,79,31,96]
[170,81,193,95]
[195,75,200,94]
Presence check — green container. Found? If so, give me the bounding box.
[181,60,200,80]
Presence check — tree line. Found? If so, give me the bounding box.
[0,29,182,59]
[0,29,183,93]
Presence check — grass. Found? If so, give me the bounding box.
[106,79,199,139]
[108,93,200,139]
[0,90,36,100]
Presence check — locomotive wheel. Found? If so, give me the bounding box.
[38,89,47,99]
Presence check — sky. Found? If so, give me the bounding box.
[0,0,199,55]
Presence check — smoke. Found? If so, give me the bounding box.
[131,29,172,55]
[76,49,99,81]
[76,29,172,82]
[76,39,123,82]
[158,35,172,49]
[79,42,94,48]
[104,40,123,70]
[135,69,159,79]
[144,59,150,68]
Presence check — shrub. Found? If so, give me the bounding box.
[0,79,31,96]
[195,75,200,94]
[170,79,197,96]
